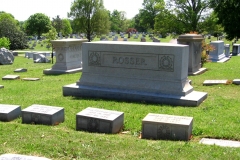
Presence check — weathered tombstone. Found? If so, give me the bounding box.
[0,85,3,89]
[0,104,21,122]
[22,104,64,125]
[0,154,51,160]
[63,41,207,106]
[232,44,240,56]
[142,113,193,141]
[203,80,229,86]
[2,75,20,80]
[43,39,88,75]
[224,44,230,57]
[200,138,240,148]
[14,68,27,72]
[76,107,124,134]
[22,78,40,81]
[27,52,34,59]
[134,36,138,39]
[12,51,18,56]
[113,36,118,41]
[123,37,128,41]
[0,48,14,65]
[209,41,229,62]
[140,37,146,42]
[34,54,50,63]
[152,38,160,42]
[177,34,207,75]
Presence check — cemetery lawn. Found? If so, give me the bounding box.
[0,56,240,160]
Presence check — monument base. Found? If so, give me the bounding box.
[217,57,230,63]
[63,84,207,107]
[189,68,207,76]
[43,68,82,75]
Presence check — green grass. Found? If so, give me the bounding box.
[1,43,240,159]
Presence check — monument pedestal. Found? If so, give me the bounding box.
[177,34,207,75]
[209,41,230,62]
[43,39,88,75]
[63,41,207,106]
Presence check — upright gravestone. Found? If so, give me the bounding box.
[142,113,193,141]
[22,104,64,125]
[0,104,21,121]
[63,41,207,106]
[43,39,88,75]
[209,41,229,62]
[76,107,124,134]
[232,44,240,56]
[177,34,206,75]
[224,44,230,57]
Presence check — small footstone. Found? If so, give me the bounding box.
[200,138,240,148]
[22,104,64,125]
[2,75,20,80]
[233,79,240,85]
[203,80,228,86]
[14,68,27,72]
[0,104,21,121]
[142,113,193,141]
[76,107,124,134]
[22,78,40,81]
[0,85,3,89]
[0,154,51,160]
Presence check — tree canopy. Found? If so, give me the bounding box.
[25,13,51,39]
[61,19,72,36]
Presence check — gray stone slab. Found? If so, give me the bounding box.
[0,85,3,89]
[142,113,193,141]
[76,107,124,134]
[203,80,228,86]
[2,75,20,80]
[233,79,240,85]
[0,104,21,122]
[200,138,240,148]
[14,68,27,72]
[22,104,64,125]
[22,78,40,81]
[0,154,51,160]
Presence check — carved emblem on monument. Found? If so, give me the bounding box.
[157,124,171,139]
[87,118,100,132]
[88,51,101,66]
[158,55,174,72]
[58,53,64,61]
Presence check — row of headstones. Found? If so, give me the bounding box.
[25,52,54,63]
[100,36,160,42]
[0,104,192,141]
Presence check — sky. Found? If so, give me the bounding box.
[0,0,143,21]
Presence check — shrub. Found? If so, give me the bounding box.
[0,37,11,49]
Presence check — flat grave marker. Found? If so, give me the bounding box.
[22,104,64,125]
[2,75,20,80]
[0,104,21,122]
[22,78,40,81]
[142,113,193,141]
[14,68,27,72]
[0,154,51,160]
[200,138,240,148]
[232,79,240,85]
[76,107,124,134]
[203,80,229,86]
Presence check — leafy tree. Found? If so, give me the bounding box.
[0,37,11,49]
[52,15,63,34]
[42,26,57,47]
[110,10,121,32]
[0,12,28,50]
[61,19,72,36]
[69,0,110,42]
[166,0,211,33]
[132,13,147,32]
[92,9,110,36]
[25,13,51,39]
[211,0,240,40]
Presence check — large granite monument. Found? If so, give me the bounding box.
[208,41,229,62]
[177,34,206,75]
[63,41,207,106]
[43,39,88,75]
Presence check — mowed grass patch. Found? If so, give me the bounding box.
[0,55,240,159]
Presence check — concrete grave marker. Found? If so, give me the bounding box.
[2,75,20,80]
[43,39,88,75]
[142,113,193,141]
[232,44,240,56]
[0,104,21,121]
[0,85,4,89]
[22,104,64,125]
[233,79,240,85]
[22,78,40,81]
[14,68,27,72]
[203,80,229,86]
[0,154,51,160]
[200,138,240,148]
[209,41,229,62]
[63,41,207,106]
[76,107,124,134]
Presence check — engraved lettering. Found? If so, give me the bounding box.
[124,57,129,64]
[112,56,146,65]
[130,57,134,64]
[113,57,117,63]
